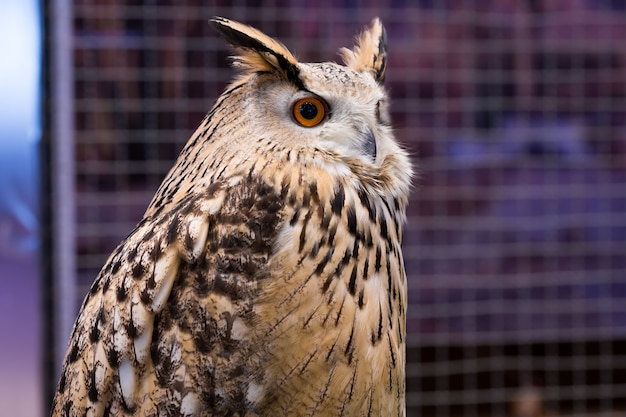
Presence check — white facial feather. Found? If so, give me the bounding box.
[245,61,398,169]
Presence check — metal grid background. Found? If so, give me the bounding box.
[55,1,626,416]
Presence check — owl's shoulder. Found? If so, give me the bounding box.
[52,174,287,416]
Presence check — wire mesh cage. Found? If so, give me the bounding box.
[48,1,626,416]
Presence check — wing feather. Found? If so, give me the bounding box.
[52,175,285,416]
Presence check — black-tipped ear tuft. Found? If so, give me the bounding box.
[339,18,388,85]
[210,17,304,89]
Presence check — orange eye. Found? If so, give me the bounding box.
[293,97,326,127]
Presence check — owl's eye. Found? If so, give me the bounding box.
[293,97,326,127]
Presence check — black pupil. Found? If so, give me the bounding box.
[299,102,318,120]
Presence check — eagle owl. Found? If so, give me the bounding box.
[52,17,412,417]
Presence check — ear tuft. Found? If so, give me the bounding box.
[210,17,303,89]
[339,18,387,85]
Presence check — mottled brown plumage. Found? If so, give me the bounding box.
[52,16,412,417]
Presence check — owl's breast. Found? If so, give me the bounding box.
[248,165,407,416]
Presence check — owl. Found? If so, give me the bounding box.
[52,16,412,417]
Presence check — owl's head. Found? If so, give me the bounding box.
[208,17,412,196]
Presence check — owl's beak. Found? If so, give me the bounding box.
[361,126,377,160]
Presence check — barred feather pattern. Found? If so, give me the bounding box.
[52,17,411,417]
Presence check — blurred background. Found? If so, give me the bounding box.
[0,0,42,416]
[2,0,625,416]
